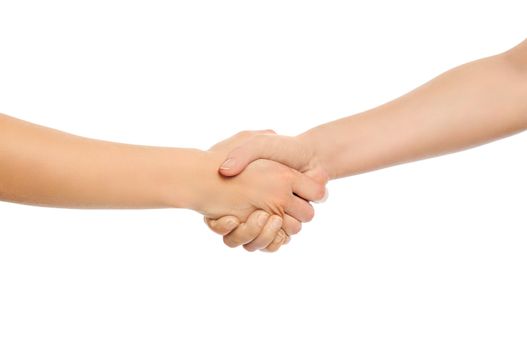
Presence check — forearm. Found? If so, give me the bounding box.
[299,43,527,179]
[0,114,208,209]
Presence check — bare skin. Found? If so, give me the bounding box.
[209,39,527,237]
[0,115,325,252]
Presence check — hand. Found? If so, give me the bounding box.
[205,131,329,251]
[204,210,290,252]
[218,132,328,182]
[199,131,326,251]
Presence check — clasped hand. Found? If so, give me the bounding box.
[200,130,328,252]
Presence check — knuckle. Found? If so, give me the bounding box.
[253,211,269,227]
[250,133,265,144]
[236,130,253,138]
[252,133,272,145]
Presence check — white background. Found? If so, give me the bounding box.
[0,1,526,349]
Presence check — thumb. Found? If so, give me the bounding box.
[218,135,312,177]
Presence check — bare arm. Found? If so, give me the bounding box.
[218,39,527,179]
[299,40,527,178]
[0,114,321,221]
[208,39,527,235]
[0,114,196,208]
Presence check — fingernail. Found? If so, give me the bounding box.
[220,158,235,170]
[269,217,282,231]
[257,212,268,226]
[225,219,237,230]
[314,188,329,204]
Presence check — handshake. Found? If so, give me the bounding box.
[2,41,525,247]
[198,130,329,253]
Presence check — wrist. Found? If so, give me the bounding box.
[296,130,335,180]
[161,148,221,212]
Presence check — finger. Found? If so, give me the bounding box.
[282,214,301,236]
[304,167,330,203]
[243,215,282,252]
[291,172,327,202]
[284,195,315,223]
[304,167,330,185]
[261,229,287,252]
[219,135,311,177]
[204,216,240,236]
[223,210,269,248]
